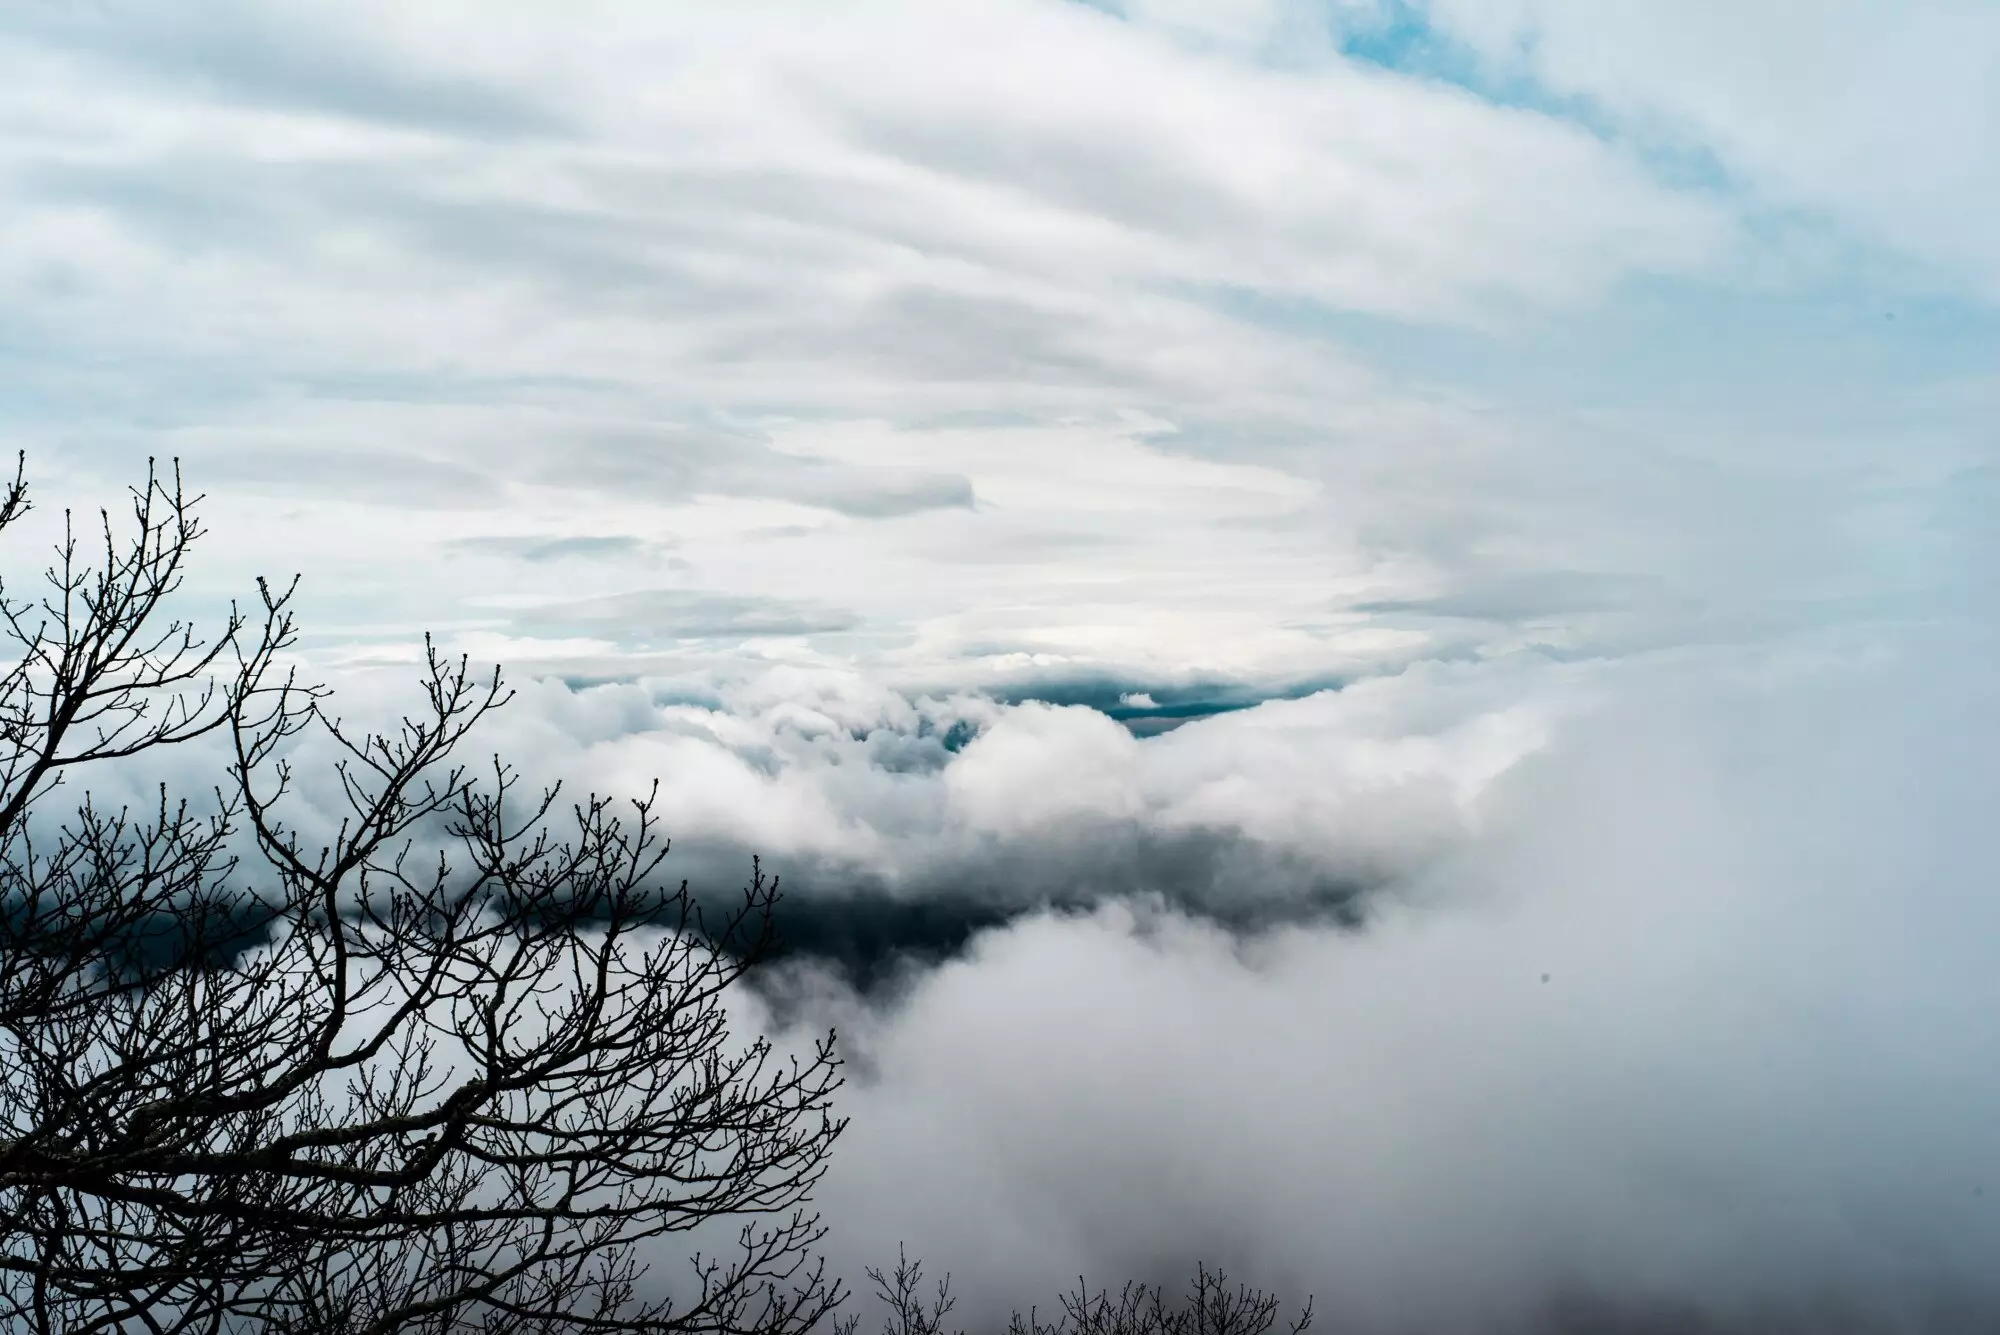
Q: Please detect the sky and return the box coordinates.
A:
[4,2,2000,1330]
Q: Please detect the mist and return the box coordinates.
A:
[743,631,2000,1332]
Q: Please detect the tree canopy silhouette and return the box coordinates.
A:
[850,1248,1312,1335]
[0,455,847,1334]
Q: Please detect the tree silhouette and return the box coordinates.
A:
[0,455,847,1333]
[848,1248,1312,1335]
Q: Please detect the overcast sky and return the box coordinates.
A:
[5,3,2000,1330]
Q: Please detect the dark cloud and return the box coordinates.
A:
[757,894,1019,1000]
[693,827,1372,997]
[0,4,564,139]
[444,534,673,564]
[511,588,862,641]
[815,286,1135,387]
[842,101,1251,246]
[986,673,1345,734]
[200,447,506,507]
[1350,570,1668,623]
[1525,1289,2000,1335]
[489,426,975,519]
[775,462,975,518]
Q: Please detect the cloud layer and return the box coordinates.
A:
[5,0,1926,685]
[776,632,2000,1332]
[5,3,2000,1330]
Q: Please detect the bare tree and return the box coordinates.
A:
[0,454,848,1333]
[853,1247,957,1335]
[851,1250,1312,1335]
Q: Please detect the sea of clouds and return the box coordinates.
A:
[6,0,2000,1328]
[221,623,1993,1334]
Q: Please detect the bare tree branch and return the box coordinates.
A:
[862,1250,1312,1335]
[0,457,849,1333]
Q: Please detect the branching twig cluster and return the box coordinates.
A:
[849,1249,1312,1335]
[0,455,848,1333]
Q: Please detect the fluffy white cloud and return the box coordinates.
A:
[774,630,2000,1331]
[455,648,1573,910]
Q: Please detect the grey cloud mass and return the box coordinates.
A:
[445,534,670,564]
[511,589,864,642]
[2,3,566,139]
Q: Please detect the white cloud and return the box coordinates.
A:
[6,2,1979,698]
[0,0,1764,686]
[776,630,2000,1331]
[4,8,1999,1325]
[1411,0,2000,297]
[431,649,1577,912]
